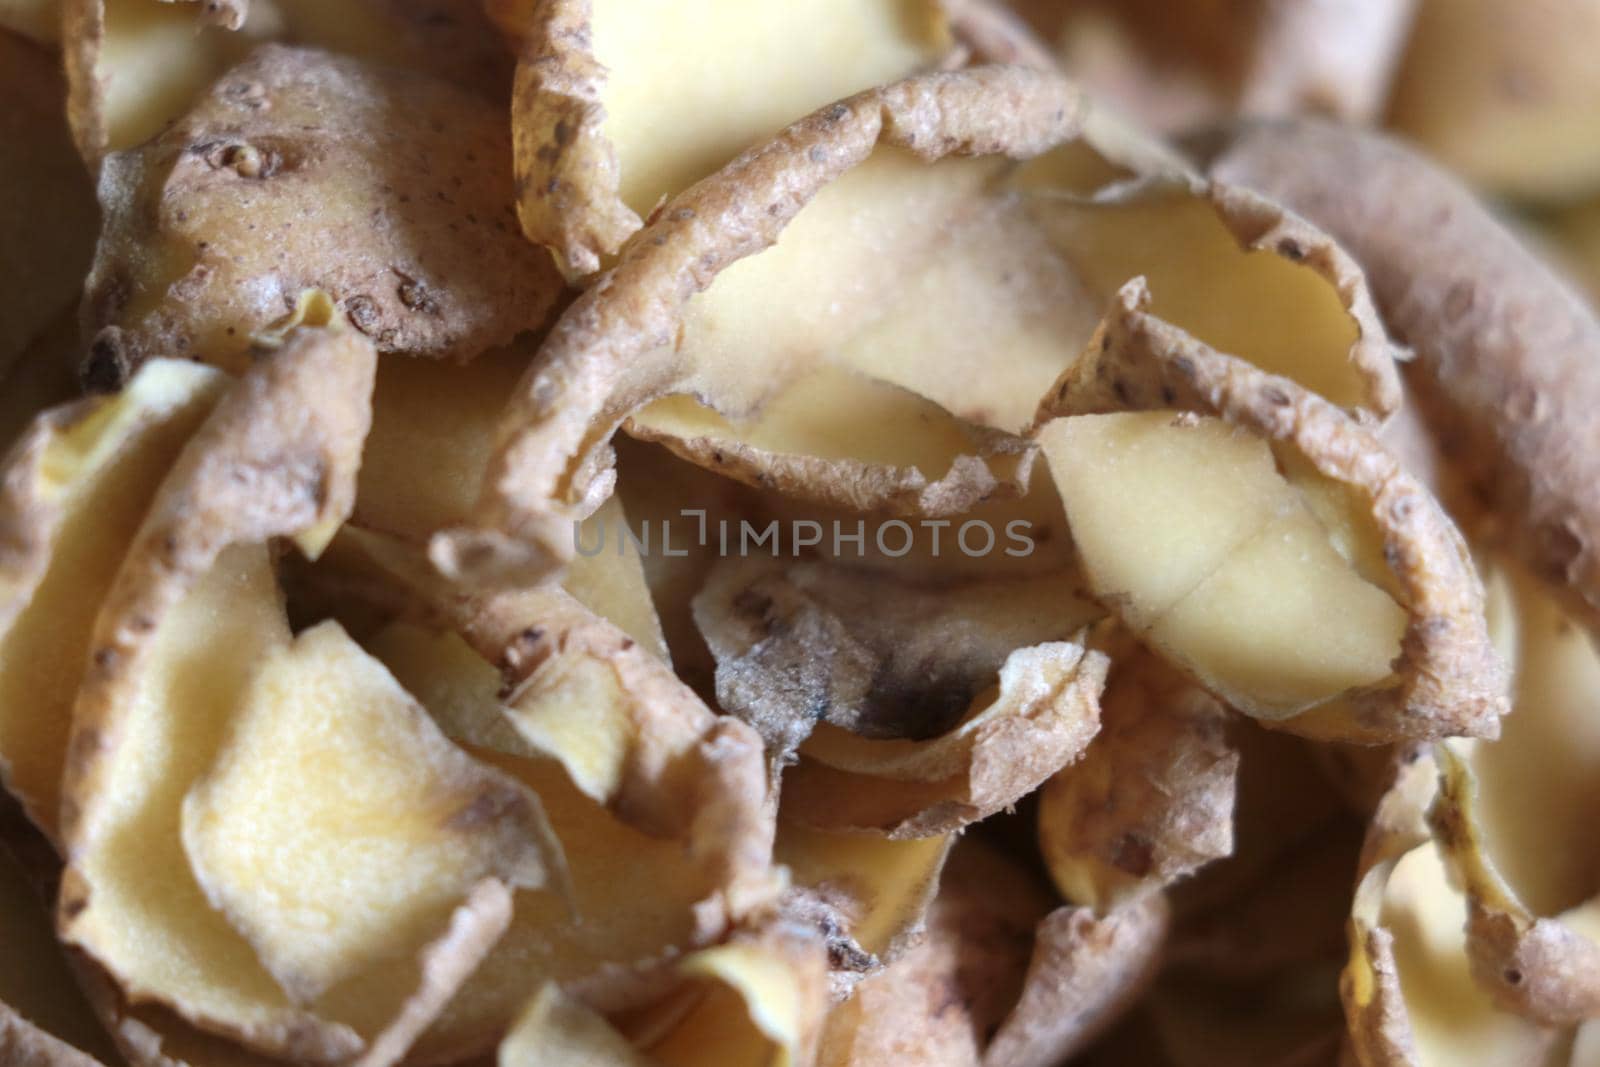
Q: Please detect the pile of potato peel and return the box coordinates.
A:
[2,0,1600,1064]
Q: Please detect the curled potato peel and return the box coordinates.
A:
[1036,281,1506,742]
[56,313,523,1063]
[1207,118,1600,637]
[1038,647,1238,913]
[494,0,1047,276]
[430,66,1086,588]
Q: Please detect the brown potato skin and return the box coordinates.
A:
[80,45,562,386]
[1206,119,1600,637]
[432,66,1085,588]
[1038,281,1508,743]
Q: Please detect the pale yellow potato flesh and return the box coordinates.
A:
[1041,412,1406,718]
[592,0,948,222]
[673,151,1000,418]
[825,189,1102,431]
[356,347,534,544]
[1038,187,1369,410]
[370,625,748,1060]
[646,941,815,1067]
[89,0,271,155]
[59,546,339,1049]
[180,620,556,1005]
[633,366,1008,478]
[497,983,653,1067]
[1039,413,1291,622]
[775,822,950,959]
[1472,565,1600,917]
[1150,510,1407,715]
[0,360,224,838]
[562,499,671,663]
[354,354,666,659]
[1382,844,1553,1066]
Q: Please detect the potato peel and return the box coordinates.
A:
[81,45,561,384]
[497,0,1048,276]
[1037,280,1507,743]
[694,558,1102,759]
[0,1001,108,1067]
[0,360,224,839]
[58,315,386,1061]
[364,597,783,1061]
[1430,747,1600,1025]
[1206,118,1600,637]
[1038,648,1238,914]
[1342,755,1559,1067]
[1026,175,1402,420]
[430,66,1085,588]
[179,621,561,1006]
[780,638,1108,838]
[983,892,1169,1067]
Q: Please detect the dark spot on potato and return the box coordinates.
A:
[395,272,440,314]
[81,332,130,393]
[1504,967,1524,986]
[1277,238,1305,261]
[1263,385,1291,407]
[344,295,380,334]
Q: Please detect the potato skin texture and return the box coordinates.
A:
[1207,119,1600,637]
[81,45,563,386]
[1039,281,1508,743]
[432,65,1085,588]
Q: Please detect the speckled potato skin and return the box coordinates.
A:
[1206,119,1600,638]
[1039,281,1508,744]
[80,45,563,387]
[432,65,1086,588]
